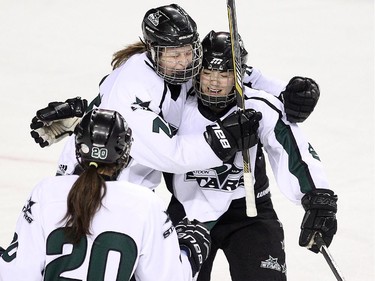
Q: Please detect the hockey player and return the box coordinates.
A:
[29,3,247,188]
[0,108,211,281]
[25,3,323,279]
[29,4,319,189]
[164,30,338,281]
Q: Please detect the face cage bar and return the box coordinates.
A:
[194,68,236,108]
[151,41,203,85]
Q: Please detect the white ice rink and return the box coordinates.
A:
[0,0,373,280]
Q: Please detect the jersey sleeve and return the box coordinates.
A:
[119,104,222,174]
[243,66,287,97]
[56,135,79,176]
[91,55,223,174]
[0,186,45,280]
[248,90,330,204]
[56,54,222,177]
[134,198,192,281]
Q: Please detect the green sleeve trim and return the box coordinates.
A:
[274,120,315,193]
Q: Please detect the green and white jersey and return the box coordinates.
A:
[166,88,329,223]
[57,52,222,189]
[55,53,287,191]
[0,175,192,281]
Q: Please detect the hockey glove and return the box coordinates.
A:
[281,76,320,123]
[175,218,211,277]
[204,109,262,162]
[299,188,338,253]
[30,97,87,147]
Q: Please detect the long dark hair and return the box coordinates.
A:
[62,163,118,244]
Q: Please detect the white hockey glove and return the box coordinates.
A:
[30,97,87,147]
[175,218,211,277]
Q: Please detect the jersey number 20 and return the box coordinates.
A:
[44,227,137,280]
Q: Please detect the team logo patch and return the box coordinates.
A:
[147,11,163,26]
[260,255,287,274]
[22,198,36,224]
[185,163,243,191]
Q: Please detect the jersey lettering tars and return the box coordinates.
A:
[185,163,243,192]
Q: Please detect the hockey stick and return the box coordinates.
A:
[314,233,346,281]
[226,0,257,217]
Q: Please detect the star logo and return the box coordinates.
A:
[260,255,282,272]
[22,198,36,223]
[131,97,152,112]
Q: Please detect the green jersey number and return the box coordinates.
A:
[153,117,178,138]
[44,228,137,280]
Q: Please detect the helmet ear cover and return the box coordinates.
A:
[75,109,132,170]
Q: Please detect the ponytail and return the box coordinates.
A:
[63,165,107,244]
[111,41,146,70]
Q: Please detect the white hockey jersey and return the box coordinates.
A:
[167,88,329,223]
[56,55,288,191]
[0,176,192,281]
[57,52,222,188]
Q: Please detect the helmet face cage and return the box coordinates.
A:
[194,67,236,109]
[75,109,133,170]
[194,30,247,108]
[142,4,202,84]
[151,41,202,85]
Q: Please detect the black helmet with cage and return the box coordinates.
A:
[75,109,132,170]
[194,30,248,108]
[142,4,202,85]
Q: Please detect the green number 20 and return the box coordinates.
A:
[44,228,138,280]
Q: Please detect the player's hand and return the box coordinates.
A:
[30,97,87,147]
[175,218,211,277]
[204,109,262,161]
[281,76,320,123]
[299,188,338,253]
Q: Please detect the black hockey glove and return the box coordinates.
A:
[204,109,262,162]
[299,188,338,253]
[281,76,320,123]
[175,218,211,277]
[30,97,88,147]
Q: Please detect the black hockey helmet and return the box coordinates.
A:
[141,4,202,84]
[194,30,248,108]
[142,4,199,47]
[75,108,132,167]
[201,30,248,72]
